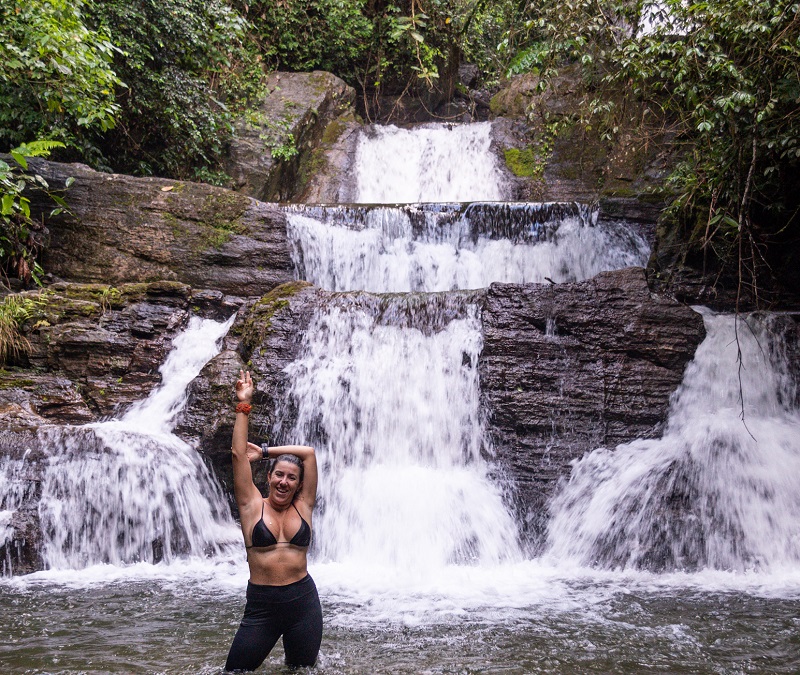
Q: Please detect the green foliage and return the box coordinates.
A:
[0,292,42,365]
[249,114,300,161]
[235,0,373,75]
[86,0,265,178]
[459,1,521,82]
[0,0,122,150]
[507,0,800,302]
[238,1,521,112]
[1,141,72,287]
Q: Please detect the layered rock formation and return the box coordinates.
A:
[26,159,293,296]
[173,268,706,544]
[480,267,705,546]
[0,280,240,574]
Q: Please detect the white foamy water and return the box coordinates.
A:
[546,310,800,573]
[278,302,521,571]
[34,316,241,570]
[9,306,800,621]
[355,122,505,203]
[286,203,650,292]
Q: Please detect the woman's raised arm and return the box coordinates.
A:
[231,370,262,511]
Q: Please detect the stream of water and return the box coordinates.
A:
[2,123,799,674]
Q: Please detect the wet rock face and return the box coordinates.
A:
[0,430,45,575]
[489,69,676,205]
[25,158,293,296]
[479,267,706,548]
[180,269,705,536]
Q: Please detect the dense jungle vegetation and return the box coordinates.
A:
[1,0,799,304]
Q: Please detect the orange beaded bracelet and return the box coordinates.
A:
[235,402,252,415]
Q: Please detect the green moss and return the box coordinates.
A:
[163,212,188,240]
[296,147,327,193]
[200,191,249,223]
[504,147,542,178]
[489,92,504,116]
[116,283,150,303]
[321,117,346,145]
[239,281,312,354]
[37,292,102,322]
[198,219,248,250]
[190,191,251,250]
[146,280,191,295]
[0,375,36,389]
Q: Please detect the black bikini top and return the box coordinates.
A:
[247,502,311,549]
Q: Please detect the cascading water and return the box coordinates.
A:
[33,316,240,570]
[286,202,650,292]
[545,309,800,572]
[278,298,520,570]
[0,454,36,574]
[354,122,505,203]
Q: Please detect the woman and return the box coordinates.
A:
[225,369,322,671]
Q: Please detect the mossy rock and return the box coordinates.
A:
[239,281,313,354]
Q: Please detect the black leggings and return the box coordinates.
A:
[225,575,323,671]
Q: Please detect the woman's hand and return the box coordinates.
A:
[245,442,263,463]
[235,369,254,402]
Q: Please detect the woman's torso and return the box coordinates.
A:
[243,498,312,585]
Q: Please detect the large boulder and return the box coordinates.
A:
[479,267,706,546]
[489,67,677,206]
[25,159,293,296]
[225,71,359,203]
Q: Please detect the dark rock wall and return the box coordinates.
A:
[0,428,45,575]
[480,267,706,547]
[1,281,232,423]
[174,269,705,543]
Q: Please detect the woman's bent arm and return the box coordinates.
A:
[265,444,317,509]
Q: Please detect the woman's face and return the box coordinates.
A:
[268,460,302,505]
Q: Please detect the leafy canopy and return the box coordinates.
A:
[0,0,121,150]
[86,0,265,180]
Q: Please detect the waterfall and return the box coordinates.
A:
[33,316,240,570]
[278,296,521,569]
[545,310,800,572]
[286,203,650,293]
[281,123,652,575]
[354,122,505,203]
